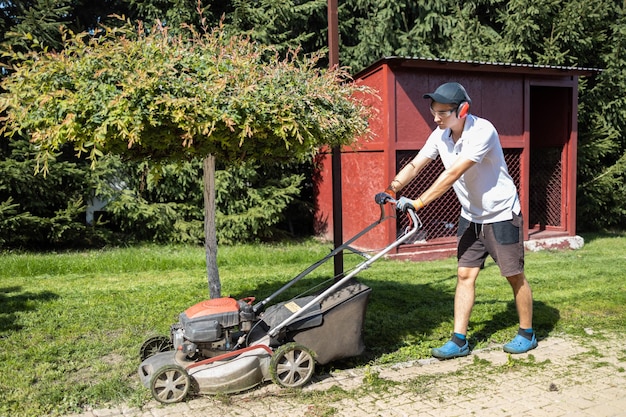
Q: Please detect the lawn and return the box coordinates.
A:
[1,231,625,416]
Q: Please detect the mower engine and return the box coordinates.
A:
[171,297,256,358]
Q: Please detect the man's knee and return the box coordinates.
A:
[457,266,480,282]
[506,272,525,281]
[506,273,529,289]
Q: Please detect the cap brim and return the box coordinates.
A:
[423,93,458,104]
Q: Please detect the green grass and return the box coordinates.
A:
[1,231,625,416]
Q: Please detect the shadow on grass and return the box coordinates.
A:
[469,299,560,346]
[196,267,560,370]
[228,274,457,366]
[360,275,457,353]
[0,286,59,333]
[577,230,626,244]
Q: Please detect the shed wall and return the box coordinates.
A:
[314,59,582,259]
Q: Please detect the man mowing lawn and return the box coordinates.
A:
[375,82,537,359]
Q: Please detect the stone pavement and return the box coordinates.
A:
[70,334,626,417]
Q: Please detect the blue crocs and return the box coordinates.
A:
[503,333,538,354]
[432,339,470,359]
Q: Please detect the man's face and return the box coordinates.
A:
[429,102,458,129]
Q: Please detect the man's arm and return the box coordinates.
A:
[419,157,476,205]
[386,154,432,194]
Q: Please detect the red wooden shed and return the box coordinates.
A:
[314,57,599,260]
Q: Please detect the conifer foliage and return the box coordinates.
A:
[1,0,625,254]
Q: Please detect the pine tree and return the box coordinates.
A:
[577,4,626,230]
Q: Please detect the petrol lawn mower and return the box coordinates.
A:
[138,200,421,403]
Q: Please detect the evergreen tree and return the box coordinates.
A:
[577,3,626,230]
[0,139,110,249]
[1,0,135,50]
[228,0,328,63]
[1,0,71,50]
[1,0,625,248]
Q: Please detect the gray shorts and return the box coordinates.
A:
[457,212,524,277]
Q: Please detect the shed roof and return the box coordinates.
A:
[355,56,602,78]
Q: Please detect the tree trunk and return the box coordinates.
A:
[203,154,221,299]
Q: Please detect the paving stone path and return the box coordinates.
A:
[68,334,626,417]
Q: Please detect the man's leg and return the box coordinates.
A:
[453,266,481,335]
[506,272,533,329]
[503,272,537,353]
[432,266,480,359]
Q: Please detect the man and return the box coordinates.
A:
[375,82,537,359]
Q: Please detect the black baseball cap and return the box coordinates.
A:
[423,82,472,104]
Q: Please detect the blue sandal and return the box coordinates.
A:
[432,339,470,359]
[503,333,538,354]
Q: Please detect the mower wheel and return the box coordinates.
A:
[270,342,315,388]
[150,364,191,404]
[139,335,173,361]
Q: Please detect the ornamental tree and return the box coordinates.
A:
[0,20,372,298]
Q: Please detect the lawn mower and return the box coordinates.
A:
[137,200,421,403]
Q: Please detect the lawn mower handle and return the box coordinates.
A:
[267,202,422,338]
[253,202,394,314]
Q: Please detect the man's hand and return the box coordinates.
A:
[396,196,426,212]
[396,196,416,212]
[374,191,394,205]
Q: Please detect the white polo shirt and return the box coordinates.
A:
[418,114,520,224]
